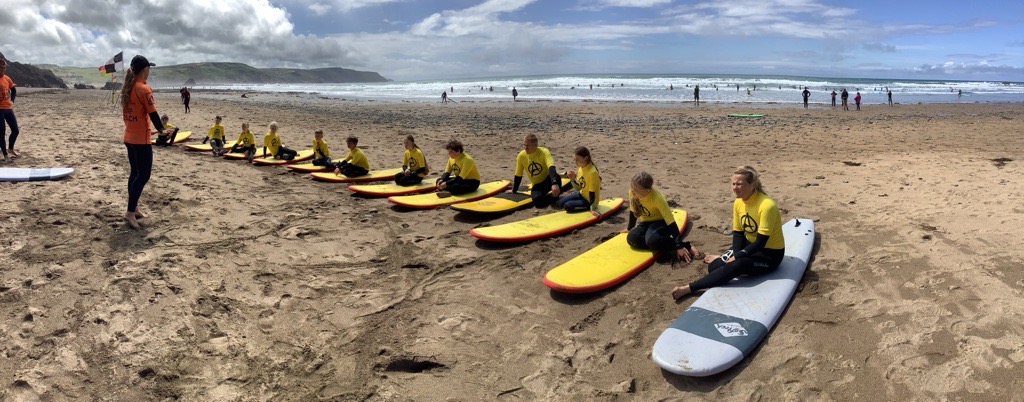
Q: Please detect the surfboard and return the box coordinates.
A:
[387,180,510,209]
[651,218,815,376]
[251,149,315,166]
[286,162,331,173]
[310,168,403,183]
[150,130,192,145]
[450,178,572,214]
[543,209,688,293]
[348,181,437,197]
[727,113,764,118]
[0,167,75,182]
[470,198,624,242]
[223,148,270,160]
[183,140,239,152]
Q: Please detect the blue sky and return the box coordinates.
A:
[2,0,1022,81]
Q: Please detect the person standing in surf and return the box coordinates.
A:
[802,87,810,109]
[671,166,785,299]
[512,87,518,102]
[693,84,700,105]
[511,134,561,208]
[0,59,20,162]
[624,171,698,262]
[120,55,171,230]
[841,88,849,111]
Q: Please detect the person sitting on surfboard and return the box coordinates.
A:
[332,136,370,177]
[435,139,480,197]
[511,134,561,208]
[262,121,296,161]
[624,171,698,262]
[671,166,786,299]
[204,115,227,156]
[229,122,257,162]
[310,129,331,166]
[153,114,179,146]
[394,135,428,186]
[555,146,600,215]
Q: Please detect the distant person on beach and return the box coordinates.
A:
[153,114,179,146]
[263,121,296,161]
[693,85,700,105]
[229,122,257,162]
[887,90,893,106]
[555,146,601,215]
[854,92,862,111]
[0,59,20,162]
[204,115,227,156]
[802,87,810,109]
[436,139,480,197]
[669,84,673,90]
[831,90,837,107]
[119,55,170,230]
[624,171,699,263]
[394,135,428,186]
[958,89,962,99]
[841,88,849,111]
[511,134,561,208]
[180,87,190,113]
[671,166,785,299]
[441,91,448,104]
[512,87,518,102]
[311,129,331,167]
[332,136,370,177]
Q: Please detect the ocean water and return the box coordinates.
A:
[178,74,1024,104]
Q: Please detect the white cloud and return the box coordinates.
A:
[596,0,673,7]
[278,0,406,13]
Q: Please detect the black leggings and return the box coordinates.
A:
[1,108,19,156]
[230,144,255,157]
[275,146,297,160]
[626,220,678,252]
[335,163,368,178]
[124,143,153,213]
[441,177,480,195]
[311,157,332,166]
[530,178,556,208]
[689,248,784,291]
[394,171,424,186]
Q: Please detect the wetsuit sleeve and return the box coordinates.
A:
[587,191,597,206]
[627,214,636,230]
[149,111,165,132]
[548,166,560,187]
[666,221,681,241]
[512,175,522,193]
[735,234,769,259]
[730,230,745,252]
[439,172,450,182]
[9,87,14,102]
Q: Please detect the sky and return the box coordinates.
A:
[2,0,1023,82]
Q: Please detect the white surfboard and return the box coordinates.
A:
[0,167,75,182]
[651,218,815,376]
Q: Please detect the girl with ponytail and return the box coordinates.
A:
[120,55,168,230]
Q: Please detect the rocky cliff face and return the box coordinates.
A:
[0,51,68,88]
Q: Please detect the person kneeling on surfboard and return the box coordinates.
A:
[310,129,332,167]
[511,134,561,208]
[332,136,370,177]
[394,135,429,186]
[263,122,296,161]
[624,171,698,262]
[555,146,601,216]
[153,115,179,146]
[671,166,786,299]
[229,122,257,162]
[435,139,480,198]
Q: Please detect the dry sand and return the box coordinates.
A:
[2,89,1023,401]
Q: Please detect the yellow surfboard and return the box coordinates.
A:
[310,168,402,183]
[348,181,437,197]
[543,209,688,293]
[223,148,270,160]
[450,178,572,214]
[252,149,315,165]
[183,140,238,152]
[470,198,624,242]
[286,162,331,173]
[150,130,192,145]
[387,180,510,209]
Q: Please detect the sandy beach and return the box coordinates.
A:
[2,88,1023,401]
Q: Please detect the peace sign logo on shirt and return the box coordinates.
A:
[577,176,587,190]
[408,157,419,169]
[631,198,650,217]
[528,161,543,177]
[740,213,758,234]
[451,163,462,176]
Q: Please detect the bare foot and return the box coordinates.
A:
[135,211,147,219]
[124,213,143,230]
[671,285,691,299]
[703,254,719,264]
[9,149,20,158]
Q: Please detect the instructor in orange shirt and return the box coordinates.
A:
[120,55,169,230]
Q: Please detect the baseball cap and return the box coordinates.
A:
[130,55,156,72]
